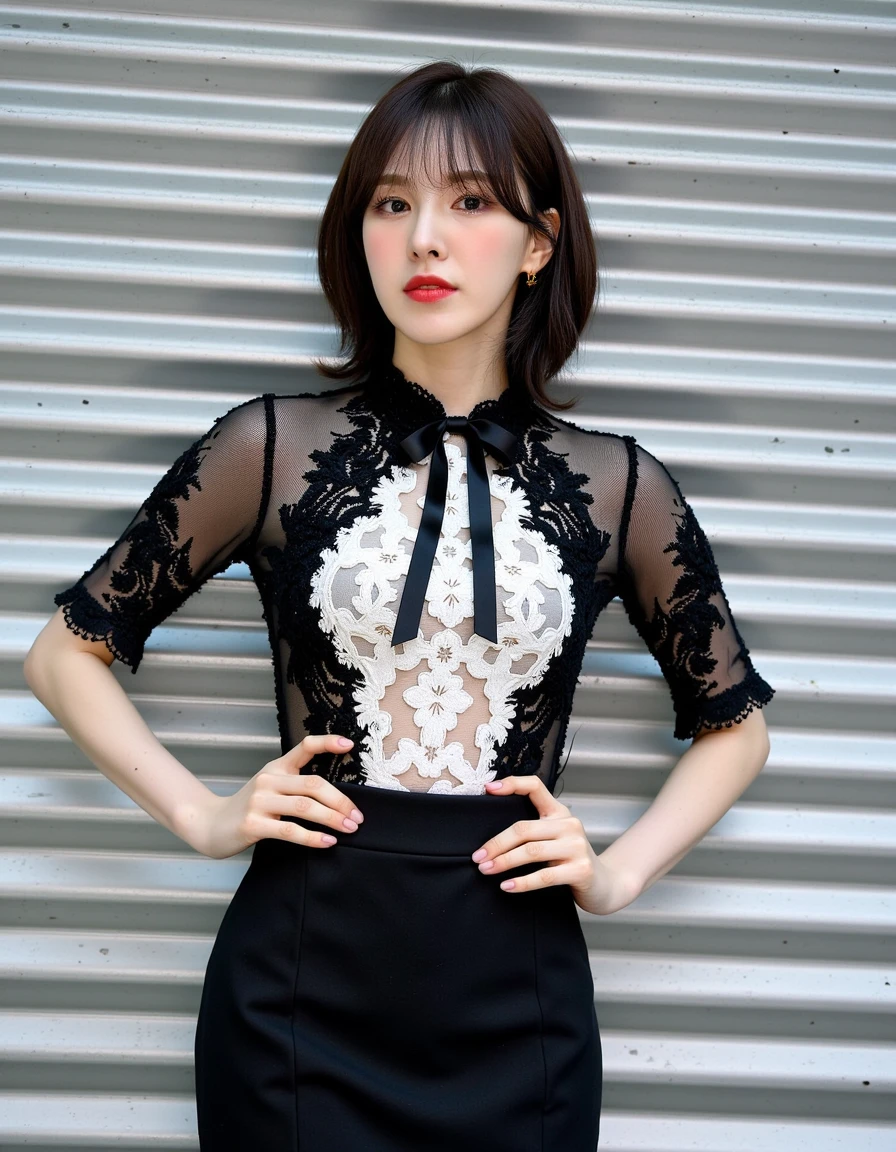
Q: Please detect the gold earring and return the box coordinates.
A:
[525,270,538,287]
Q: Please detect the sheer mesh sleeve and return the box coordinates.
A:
[53,395,273,672]
[617,441,775,740]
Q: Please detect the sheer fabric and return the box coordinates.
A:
[54,364,775,794]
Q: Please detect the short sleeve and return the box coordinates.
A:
[53,394,274,673]
[617,440,775,740]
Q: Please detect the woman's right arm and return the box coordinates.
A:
[24,609,363,858]
[24,397,364,859]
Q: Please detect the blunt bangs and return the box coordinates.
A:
[314,60,598,411]
[363,108,535,230]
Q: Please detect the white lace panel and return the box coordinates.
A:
[309,430,576,794]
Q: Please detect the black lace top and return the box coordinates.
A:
[54,364,775,795]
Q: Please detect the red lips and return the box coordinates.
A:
[404,275,456,291]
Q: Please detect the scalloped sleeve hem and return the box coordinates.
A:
[54,584,146,673]
[671,664,776,742]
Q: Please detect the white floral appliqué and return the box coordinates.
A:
[309,441,575,794]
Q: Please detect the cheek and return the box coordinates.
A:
[363,225,399,275]
[462,224,522,274]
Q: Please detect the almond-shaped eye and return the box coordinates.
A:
[372,196,407,215]
[456,193,492,213]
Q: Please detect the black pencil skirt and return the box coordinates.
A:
[194,779,602,1151]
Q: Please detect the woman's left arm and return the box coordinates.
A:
[472,438,776,912]
[592,707,769,911]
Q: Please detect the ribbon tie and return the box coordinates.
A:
[392,414,517,647]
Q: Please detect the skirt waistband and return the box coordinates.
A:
[282,779,539,856]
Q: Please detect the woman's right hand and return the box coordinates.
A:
[188,734,364,859]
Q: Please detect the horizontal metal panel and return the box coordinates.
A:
[1,0,894,1147]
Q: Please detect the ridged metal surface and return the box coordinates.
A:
[1,2,894,1147]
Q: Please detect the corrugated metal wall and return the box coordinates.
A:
[2,1,894,1148]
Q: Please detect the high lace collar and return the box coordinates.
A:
[362,362,540,452]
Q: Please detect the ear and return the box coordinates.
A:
[529,207,560,274]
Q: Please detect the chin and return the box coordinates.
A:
[397,320,476,345]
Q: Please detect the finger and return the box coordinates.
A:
[497,860,587,894]
[258,814,341,850]
[264,764,364,823]
[476,834,583,877]
[265,790,362,834]
[484,774,570,821]
[472,813,579,866]
[280,734,356,772]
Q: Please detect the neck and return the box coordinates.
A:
[390,348,508,419]
[365,362,536,453]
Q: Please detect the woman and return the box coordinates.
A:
[23,61,775,1151]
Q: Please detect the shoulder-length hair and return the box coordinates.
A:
[313,60,598,412]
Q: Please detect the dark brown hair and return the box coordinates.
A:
[313,60,598,411]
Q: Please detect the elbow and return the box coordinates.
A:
[23,630,41,688]
[24,608,117,703]
[23,634,53,703]
[24,614,75,702]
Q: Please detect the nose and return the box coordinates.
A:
[408,200,444,261]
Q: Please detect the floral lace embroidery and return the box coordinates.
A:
[308,439,576,794]
[501,417,615,791]
[51,372,776,784]
[262,389,390,784]
[263,385,615,792]
[619,446,775,740]
[53,435,212,671]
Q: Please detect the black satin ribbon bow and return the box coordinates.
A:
[392,415,517,647]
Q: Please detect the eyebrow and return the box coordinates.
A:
[376,169,491,188]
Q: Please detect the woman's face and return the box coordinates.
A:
[361,141,556,356]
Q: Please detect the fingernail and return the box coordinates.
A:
[500,880,515,890]
[321,834,337,845]
[338,737,353,747]
[471,848,487,862]
[343,817,359,831]
[478,860,494,872]
[351,808,364,823]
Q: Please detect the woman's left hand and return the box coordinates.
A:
[472,775,640,916]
